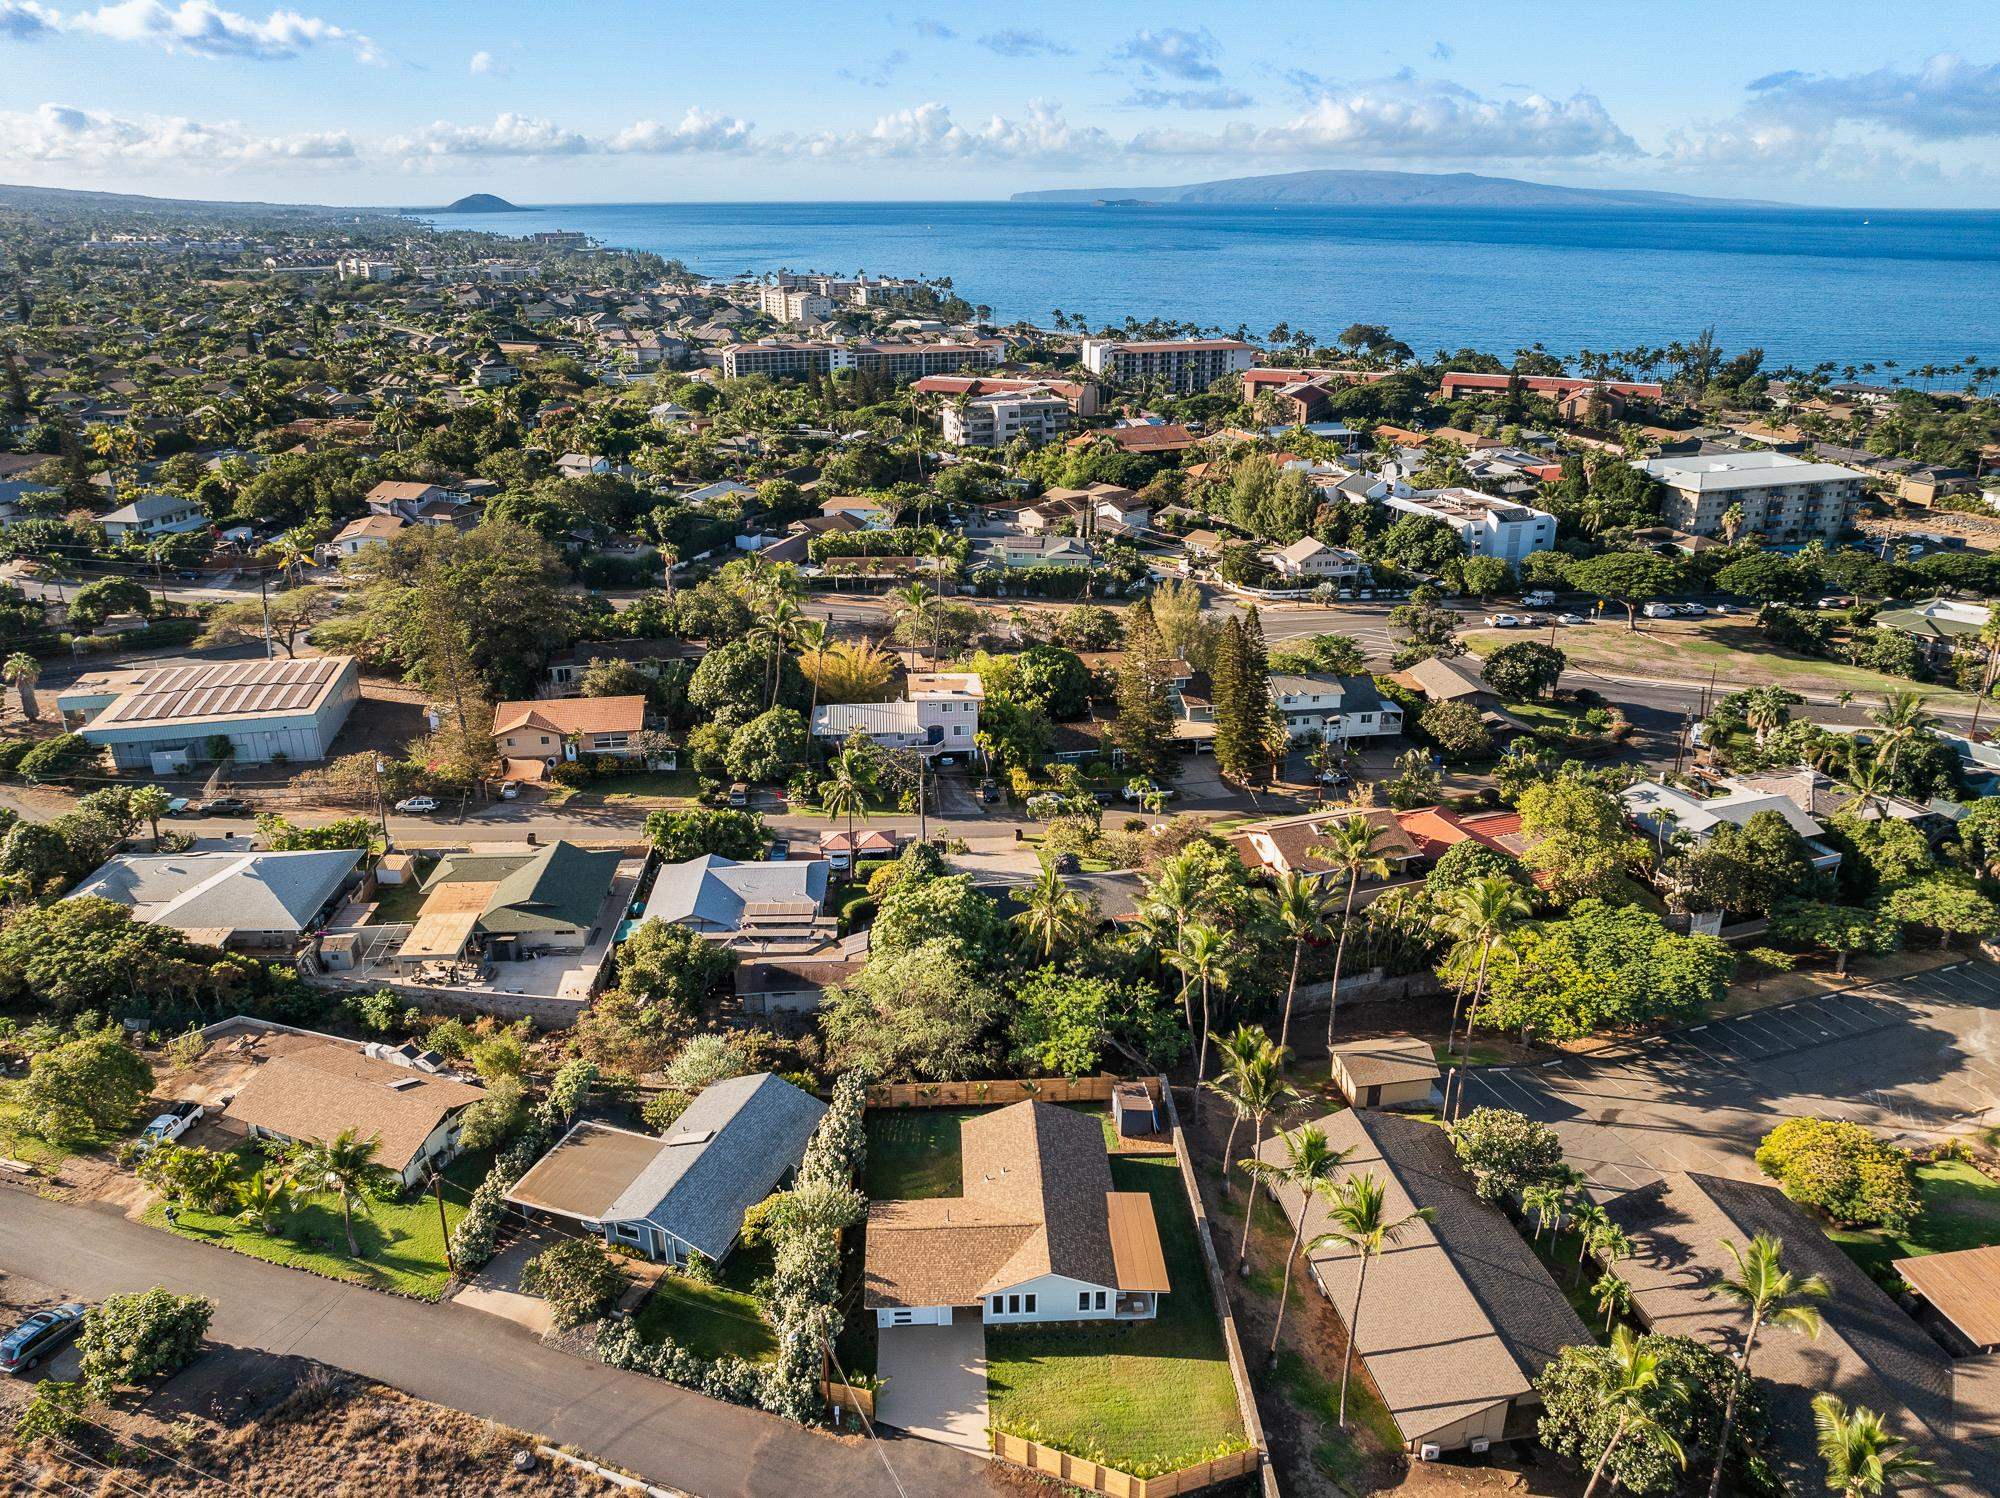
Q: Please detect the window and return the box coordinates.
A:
[1023,1294,1037,1314]
[991,1295,1004,1316]
[1007,1295,1020,1314]
[1078,1291,1090,1311]
[891,1310,913,1325]
[614,1222,641,1241]
[1095,1291,1107,1311]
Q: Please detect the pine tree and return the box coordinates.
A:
[1230,605,1273,784]
[1112,597,1177,778]
[1213,617,1258,783]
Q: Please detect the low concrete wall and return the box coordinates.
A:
[308,973,587,1029]
[866,1074,1160,1108]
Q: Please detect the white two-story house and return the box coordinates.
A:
[1269,674,1403,742]
[812,671,982,757]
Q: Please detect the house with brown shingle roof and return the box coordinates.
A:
[220,1041,484,1187]
[864,1101,1169,1329]
[491,694,647,778]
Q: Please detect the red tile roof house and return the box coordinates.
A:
[491,695,647,782]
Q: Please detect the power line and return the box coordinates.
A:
[59,1409,255,1498]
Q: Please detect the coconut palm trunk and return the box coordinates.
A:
[1266,1209,1311,1367]
[1237,1114,1266,1274]
[1324,878,1359,1059]
[1445,940,1494,1121]
[1583,1412,1633,1498]
[1339,1248,1371,1426]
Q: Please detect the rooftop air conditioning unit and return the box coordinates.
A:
[1419,1444,1442,1462]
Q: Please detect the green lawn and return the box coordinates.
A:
[1829,1159,2000,1280]
[633,1241,778,1363]
[555,769,703,807]
[142,1145,487,1300]
[864,1109,974,1199]
[0,1080,133,1171]
[986,1154,1249,1477]
[365,865,434,924]
[1273,1347,1401,1483]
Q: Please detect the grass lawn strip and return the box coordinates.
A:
[1828,1159,2000,1280]
[862,1108,972,1199]
[142,1144,485,1300]
[985,1153,1249,1477]
[632,1242,778,1363]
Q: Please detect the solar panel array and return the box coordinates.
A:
[102,656,344,726]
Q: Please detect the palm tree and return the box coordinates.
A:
[890,580,941,668]
[261,533,312,587]
[1204,1026,1285,1191]
[4,653,40,723]
[1706,1235,1830,1498]
[1231,1054,1300,1276]
[1014,854,1094,960]
[819,746,875,858]
[1437,876,1531,1120]
[1810,1394,1936,1497]
[130,784,171,847]
[794,617,829,729]
[1309,1171,1434,1427]
[1583,1326,1687,1498]
[1270,870,1337,1051]
[1315,817,1393,1059]
[303,1127,382,1258]
[1523,1180,1569,1246]
[1593,1269,1632,1334]
[1141,859,1201,1042]
[1240,1125,1350,1367]
[1571,1200,1611,1279]
[1842,747,1895,820]
[1869,689,1935,779]
[1170,924,1230,1111]
[234,1166,293,1234]
[747,594,805,708]
[1744,687,1789,749]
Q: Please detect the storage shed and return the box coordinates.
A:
[1328,1037,1442,1109]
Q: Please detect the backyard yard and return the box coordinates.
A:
[143,1144,488,1299]
[1828,1157,2000,1280]
[632,1241,778,1363]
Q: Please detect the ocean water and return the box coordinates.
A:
[413,200,2000,372]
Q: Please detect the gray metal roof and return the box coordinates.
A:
[1638,451,1868,492]
[642,853,829,932]
[68,848,361,935]
[609,1072,828,1258]
[813,701,921,737]
[89,656,352,730]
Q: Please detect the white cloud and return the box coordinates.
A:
[0,0,61,39]
[976,29,1069,59]
[1125,87,1252,112]
[1745,54,2000,142]
[468,48,507,77]
[0,101,354,163]
[839,47,908,88]
[1115,28,1221,83]
[608,107,753,155]
[384,107,753,163]
[1130,75,1639,162]
[68,0,381,62]
[800,100,1111,165]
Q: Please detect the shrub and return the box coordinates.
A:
[1755,1116,1918,1231]
[14,1379,88,1445]
[522,1239,623,1330]
[77,1288,214,1399]
[1449,1107,1565,1205]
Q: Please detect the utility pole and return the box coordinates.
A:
[373,755,391,850]
[258,568,273,660]
[916,753,928,845]
[432,1171,455,1276]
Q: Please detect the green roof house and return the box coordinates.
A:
[417,841,623,954]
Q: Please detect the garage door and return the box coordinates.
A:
[879,1305,949,1327]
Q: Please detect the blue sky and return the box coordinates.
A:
[2,0,1997,206]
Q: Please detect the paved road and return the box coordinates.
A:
[0,1193,993,1498]
[1456,963,2000,1200]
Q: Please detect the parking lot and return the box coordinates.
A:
[1458,962,2000,1198]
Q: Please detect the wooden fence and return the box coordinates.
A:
[865,1074,1160,1109]
[990,1433,1259,1497]
[819,1378,875,1420]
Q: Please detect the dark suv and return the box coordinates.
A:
[0,1303,85,1374]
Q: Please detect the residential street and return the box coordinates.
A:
[0,1192,996,1498]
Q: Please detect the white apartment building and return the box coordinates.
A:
[811,671,983,756]
[335,255,399,282]
[1382,487,1557,565]
[756,285,835,325]
[1080,338,1258,393]
[1267,675,1403,742]
[1267,537,1370,583]
[720,338,1002,381]
[940,387,1073,448]
[1635,451,1866,543]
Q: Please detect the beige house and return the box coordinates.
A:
[492,695,646,778]
[1328,1037,1441,1109]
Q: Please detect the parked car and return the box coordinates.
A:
[201,797,252,817]
[977,778,1000,804]
[1483,613,1521,628]
[394,795,439,814]
[1642,603,1677,619]
[1817,595,1855,610]
[496,781,520,800]
[1121,779,1177,803]
[768,840,790,861]
[0,1304,85,1375]
[139,1100,204,1151]
[1711,603,1732,615]
[1555,613,1584,626]
[1678,602,1708,617]
[726,783,749,808]
[163,796,195,818]
[1523,589,1557,607]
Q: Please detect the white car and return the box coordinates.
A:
[1642,603,1677,619]
[139,1102,203,1150]
[1483,613,1521,628]
[394,795,439,814]
[1678,602,1708,617]
[497,781,520,800]
[1555,613,1584,626]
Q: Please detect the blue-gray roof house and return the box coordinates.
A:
[503,1072,826,1264]
[641,853,833,952]
[67,847,362,950]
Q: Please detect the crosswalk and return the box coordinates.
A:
[1454,965,2000,1200]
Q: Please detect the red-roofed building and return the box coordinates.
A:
[912,374,1099,416]
[1438,372,1663,401]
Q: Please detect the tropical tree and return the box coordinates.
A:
[129,784,171,848]
[233,1166,293,1234]
[301,1128,382,1258]
[1523,1178,1571,1246]
[1436,875,1531,1119]
[747,593,806,709]
[1170,923,1230,1110]
[1270,869,1337,1051]
[1240,1125,1350,1367]
[1310,1171,1435,1427]
[1868,689,1936,778]
[1593,1269,1632,1334]
[1014,854,1095,960]
[1810,1394,1935,1497]
[1230,1051,1299,1275]
[890,580,941,667]
[1706,1234,1829,1498]
[4,652,40,722]
[1583,1327,1688,1498]
[818,746,875,855]
[1316,817,1393,1059]
[1140,858,1201,1042]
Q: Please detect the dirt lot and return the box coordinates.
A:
[0,1339,635,1497]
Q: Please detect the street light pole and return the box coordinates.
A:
[432,1171,455,1277]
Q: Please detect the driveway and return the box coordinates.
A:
[0,1192,1000,1498]
[1457,963,2000,1200]
[877,1320,989,1455]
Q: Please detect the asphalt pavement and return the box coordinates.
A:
[0,1192,994,1498]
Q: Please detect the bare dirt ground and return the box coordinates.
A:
[0,1341,634,1497]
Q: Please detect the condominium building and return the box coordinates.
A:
[1382,487,1557,565]
[756,285,835,325]
[1635,451,1867,543]
[940,386,1074,448]
[719,338,1003,381]
[1080,337,1258,393]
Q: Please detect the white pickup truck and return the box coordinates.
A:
[1522,589,1557,608]
[138,1101,204,1150]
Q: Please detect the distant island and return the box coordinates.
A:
[433,193,528,214]
[1014,168,1786,211]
